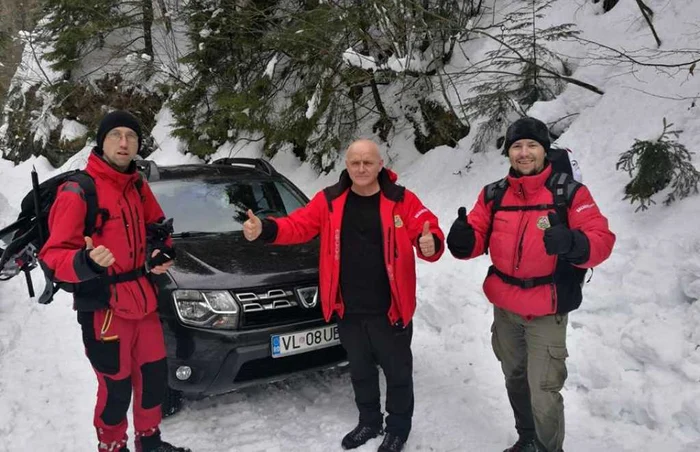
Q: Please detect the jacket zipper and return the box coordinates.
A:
[133,206,148,313]
[121,208,132,250]
[515,219,529,271]
[122,186,139,270]
[513,183,526,273]
[123,185,148,313]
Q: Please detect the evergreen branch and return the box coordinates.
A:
[575,37,700,68]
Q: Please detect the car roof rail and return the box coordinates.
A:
[210,157,277,176]
[134,159,160,181]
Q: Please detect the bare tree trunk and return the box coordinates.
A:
[369,74,393,142]
[142,0,154,57]
[635,0,661,47]
[156,0,172,34]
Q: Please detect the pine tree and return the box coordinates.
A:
[170,0,473,169]
[39,0,158,74]
[616,118,700,212]
[463,0,579,152]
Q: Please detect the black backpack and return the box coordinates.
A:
[0,169,141,304]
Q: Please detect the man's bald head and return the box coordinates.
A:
[345,139,383,195]
[346,139,381,162]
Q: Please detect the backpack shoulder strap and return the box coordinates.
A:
[67,172,107,236]
[484,178,508,254]
[545,172,581,228]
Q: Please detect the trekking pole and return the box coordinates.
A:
[31,166,45,244]
[26,166,42,299]
[24,269,35,297]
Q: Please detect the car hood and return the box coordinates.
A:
[167,232,319,289]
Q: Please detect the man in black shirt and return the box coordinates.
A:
[244,139,444,452]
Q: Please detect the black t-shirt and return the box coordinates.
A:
[339,190,391,316]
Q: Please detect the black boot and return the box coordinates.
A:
[503,437,542,452]
[341,423,383,450]
[136,430,191,452]
[377,432,406,452]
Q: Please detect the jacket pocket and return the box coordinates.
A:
[541,345,568,391]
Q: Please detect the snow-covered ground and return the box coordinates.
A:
[2,1,700,451]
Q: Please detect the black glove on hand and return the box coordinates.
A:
[446,207,475,258]
[147,246,176,269]
[543,212,574,255]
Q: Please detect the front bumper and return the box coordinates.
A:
[160,316,347,396]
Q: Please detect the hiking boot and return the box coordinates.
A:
[503,438,542,452]
[378,432,407,452]
[135,430,191,452]
[341,423,383,449]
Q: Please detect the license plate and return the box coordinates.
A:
[271,324,340,358]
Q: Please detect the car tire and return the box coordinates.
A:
[162,386,184,418]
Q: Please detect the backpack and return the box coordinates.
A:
[548,146,582,183]
[0,169,142,304]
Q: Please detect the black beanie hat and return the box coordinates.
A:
[503,117,550,153]
[95,110,142,153]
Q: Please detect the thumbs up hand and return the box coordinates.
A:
[243,209,263,242]
[418,221,436,257]
[543,212,573,255]
[446,207,475,258]
[85,236,115,268]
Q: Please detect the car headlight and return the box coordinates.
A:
[172,290,240,329]
[296,286,318,308]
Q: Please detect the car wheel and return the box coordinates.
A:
[162,386,184,418]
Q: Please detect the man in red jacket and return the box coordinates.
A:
[244,139,444,452]
[39,111,189,452]
[446,117,615,452]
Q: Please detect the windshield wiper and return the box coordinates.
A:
[172,231,220,238]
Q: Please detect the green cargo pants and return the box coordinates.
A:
[491,306,569,452]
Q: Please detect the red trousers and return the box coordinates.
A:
[78,309,167,452]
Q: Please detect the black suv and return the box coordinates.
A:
[138,158,346,413]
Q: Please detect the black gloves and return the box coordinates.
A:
[543,212,573,255]
[543,212,590,264]
[146,218,176,270]
[147,246,176,269]
[447,207,475,258]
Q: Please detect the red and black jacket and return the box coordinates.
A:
[39,151,171,319]
[262,168,445,326]
[458,164,615,318]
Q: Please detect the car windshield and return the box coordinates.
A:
[149,176,306,234]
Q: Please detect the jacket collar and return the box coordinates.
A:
[323,167,405,206]
[86,148,140,189]
[506,162,552,198]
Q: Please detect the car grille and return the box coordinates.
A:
[235,284,322,329]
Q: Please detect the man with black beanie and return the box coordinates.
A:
[39,110,188,452]
[445,117,615,452]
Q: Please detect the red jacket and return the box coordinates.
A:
[268,169,444,326]
[464,165,615,318]
[39,151,169,319]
